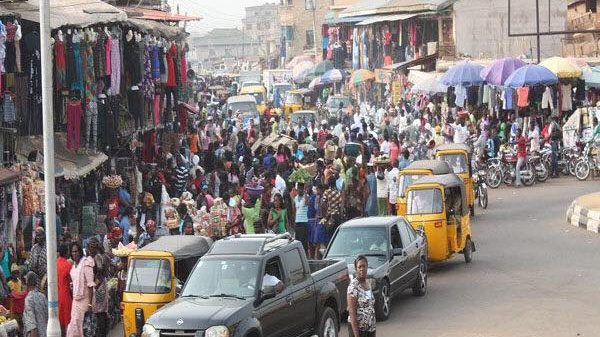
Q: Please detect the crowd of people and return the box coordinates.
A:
[3,74,600,337]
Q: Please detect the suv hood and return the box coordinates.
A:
[146,296,253,330]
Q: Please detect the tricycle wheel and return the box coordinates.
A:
[319,307,338,337]
[375,279,391,321]
[463,238,473,263]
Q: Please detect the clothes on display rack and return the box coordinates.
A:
[541,86,554,111]
[516,87,530,108]
[66,99,82,150]
[560,83,572,112]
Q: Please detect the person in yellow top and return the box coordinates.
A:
[270,117,278,135]
[7,264,23,292]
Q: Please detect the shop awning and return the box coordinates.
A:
[0,169,20,185]
[16,133,108,180]
[118,7,201,22]
[0,0,126,29]
[356,13,426,25]
[331,15,371,24]
[125,18,188,40]
[340,0,453,18]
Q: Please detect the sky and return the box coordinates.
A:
[173,0,273,35]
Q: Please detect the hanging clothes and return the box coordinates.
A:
[502,88,514,110]
[66,99,82,150]
[142,42,154,100]
[109,34,121,96]
[516,87,530,108]
[180,44,187,86]
[541,86,554,110]
[4,21,17,74]
[23,31,42,135]
[166,42,177,88]
[0,21,6,76]
[152,44,160,80]
[560,83,572,112]
[455,86,467,108]
[104,34,112,76]
[93,30,106,80]
[54,38,67,90]
[3,91,16,123]
[71,31,84,95]
[124,37,141,85]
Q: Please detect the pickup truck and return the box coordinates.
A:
[141,233,350,337]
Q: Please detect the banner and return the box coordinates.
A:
[392,82,402,103]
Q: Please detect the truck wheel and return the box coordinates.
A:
[412,258,427,297]
[375,280,391,321]
[318,307,338,337]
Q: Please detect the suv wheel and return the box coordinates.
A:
[375,280,391,321]
[412,258,427,296]
[319,307,338,337]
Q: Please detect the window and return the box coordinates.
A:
[407,188,443,215]
[126,258,172,294]
[282,26,294,41]
[439,153,468,174]
[390,225,402,249]
[398,222,413,248]
[586,0,597,13]
[280,0,292,5]
[284,249,307,285]
[305,29,315,48]
[407,224,417,242]
[305,0,315,10]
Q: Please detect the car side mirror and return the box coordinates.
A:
[261,285,277,301]
[319,248,326,257]
[175,281,183,296]
[417,225,425,236]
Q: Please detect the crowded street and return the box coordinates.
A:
[1,0,600,337]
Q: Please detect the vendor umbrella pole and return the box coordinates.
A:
[39,0,61,336]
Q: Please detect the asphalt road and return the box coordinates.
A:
[340,177,600,337]
[110,177,599,337]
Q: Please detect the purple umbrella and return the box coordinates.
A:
[480,57,526,86]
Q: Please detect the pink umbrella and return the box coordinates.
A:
[286,55,316,69]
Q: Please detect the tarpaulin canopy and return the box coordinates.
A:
[140,235,213,261]
[251,134,297,153]
[124,18,188,40]
[0,0,126,29]
[16,133,108,180]
[356,12,431,25]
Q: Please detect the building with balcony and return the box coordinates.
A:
[563,0,600,57]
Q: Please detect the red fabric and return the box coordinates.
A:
[180,50,187,85]
[317,130,327,149]
[54,40,66,89]
[105,36,112,76]
[9,290,26,314]
[107,196,120,219]
[383,31,392,45]
[517,135,527,158]
[141,131,157,163]
[178,104,188,133]
[166,43,177,87]
[66,101,82,150]
[516,87,530,107]
[57,256,73,328]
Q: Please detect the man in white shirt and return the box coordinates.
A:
[528,123,540,153]
[452,120,469,144]
[397,110,408,135]
[387,165,399,214]
[380,134,391,155]
[275,166,287,194]
[376,165,389,216]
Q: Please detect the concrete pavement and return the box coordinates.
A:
[567,192,600,233]
[109,178,599,337]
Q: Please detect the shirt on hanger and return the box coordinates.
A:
[516,87,530,108]
[541,86,554,110]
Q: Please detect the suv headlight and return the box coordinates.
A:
[141,324,159,337]
[205,326,229,337]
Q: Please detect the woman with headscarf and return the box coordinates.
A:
[66,241,94,337]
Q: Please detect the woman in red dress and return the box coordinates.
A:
[57,243,73,336]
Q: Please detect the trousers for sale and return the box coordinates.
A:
[85,101,98,150]
[128,89,144,129]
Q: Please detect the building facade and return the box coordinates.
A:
[453,0,567,59]
[563,0,600,57]
[190,28,261,66]
[279,0,334,60]
[242,3,280,59]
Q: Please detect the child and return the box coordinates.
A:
[7,265,23,293]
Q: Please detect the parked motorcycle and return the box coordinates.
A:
[487,145,536,187]
[472,167,489,209]
[529,152,549,182]
[575,141,600,181]
[540,144,580,176]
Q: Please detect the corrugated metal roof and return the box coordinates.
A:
[118,7,201,22]
[0,0,126,29]
[356,12,426,25]
[340,0,454,18]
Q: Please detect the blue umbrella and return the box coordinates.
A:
[504,64,558,88]
[582,66,600,88]
[440,61,485,87]
[321,69,345,83]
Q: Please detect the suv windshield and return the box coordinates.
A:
[247,92,264,104]
[182,259,260,299]
[327,227,388,258]
[407,188,443,215]
[126,258,172,294]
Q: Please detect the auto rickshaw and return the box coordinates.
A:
[396,160,452,216]
[239,85,267,113]
[434,143,475,215]
[283,89,306,116]
[122,236,213,337]
[404,173,475,263]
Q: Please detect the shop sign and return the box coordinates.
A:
[375,69,392,83]
[392,82,402,103]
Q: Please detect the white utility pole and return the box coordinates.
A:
[312,0,318,62]
[38,0,60,336]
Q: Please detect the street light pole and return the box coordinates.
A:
[312,0,318,61]
[38,0,61,336]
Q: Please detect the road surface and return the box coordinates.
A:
[110,177,600,337]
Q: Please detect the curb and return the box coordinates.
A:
[566,193,600,233]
